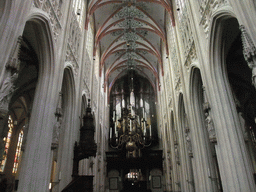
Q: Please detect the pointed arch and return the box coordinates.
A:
[16,13,57,192]
[189,66,221,191]
[55,66,76,191]
[177,93,195,191]
[207,9,256,191]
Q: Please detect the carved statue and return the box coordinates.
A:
[52,92,63,149]
[0,36,22,114]
[185,131,193,157]
[205,112,217,143]
[89,159,94,174]
[52,121,61,143]
[52,118,62,149]
[174,144,180,164]
[0,73,18,113]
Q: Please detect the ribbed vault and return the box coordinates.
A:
[86,0,175,92]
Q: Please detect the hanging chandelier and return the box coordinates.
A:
[109,1,153,155]
[109,72,152,157]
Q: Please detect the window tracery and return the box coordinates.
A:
[33,0,63,42]
[199,0,229,38]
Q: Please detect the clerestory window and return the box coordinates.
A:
[176,0,187,20]
[72,0,86,28]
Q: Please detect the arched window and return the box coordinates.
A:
[86,20,94,63]
[72,0,86,28]
[0,115,13,172]
[176,0,186,20]
[12,129,24,174]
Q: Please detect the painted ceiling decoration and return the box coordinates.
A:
[85,0,175,93]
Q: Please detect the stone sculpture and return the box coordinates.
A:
[0,73,18,113]
[205,112,217,143]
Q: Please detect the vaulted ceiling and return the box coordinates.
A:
[86,0,175,92]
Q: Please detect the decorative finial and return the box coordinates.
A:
[240,25,256,67]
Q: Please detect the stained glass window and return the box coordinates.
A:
[12,129,24,174]
[0,116,13,172]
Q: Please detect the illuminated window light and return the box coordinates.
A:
[12,129,24,174]
[0,116,13,172]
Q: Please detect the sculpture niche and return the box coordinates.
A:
[72,99,97,177]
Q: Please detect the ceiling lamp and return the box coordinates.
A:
[109,71,152,157]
